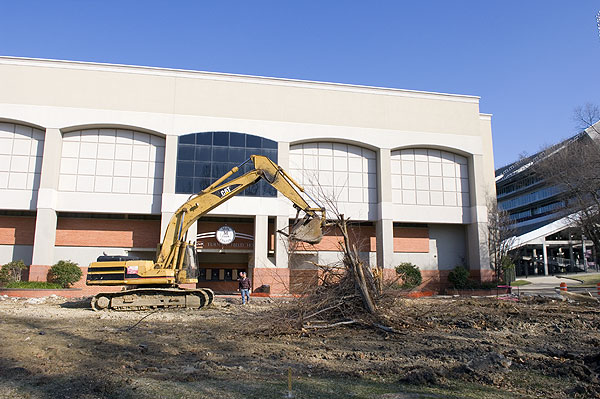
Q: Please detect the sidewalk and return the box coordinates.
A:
[514,274,584,295]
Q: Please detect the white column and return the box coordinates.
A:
[277,141,290,169]
[275,141,291,269]
[376,148,394,268]
[376,219,394,268]
[31,128,61,267]
[253,214,269,268]
[185,221,198,245]
[31,209,57,266]
[160,211,174,240]
[275,215,289,268]
[160,134,178,238]
[542,239,549,276]
[466,154,491,273]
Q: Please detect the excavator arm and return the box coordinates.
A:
[156,155,325,272]
[86,155,324,310]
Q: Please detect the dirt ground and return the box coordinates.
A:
[1,294,599,399]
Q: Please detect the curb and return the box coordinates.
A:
[556,275,585,283]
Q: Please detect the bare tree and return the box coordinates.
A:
[573,103,600,134]
[266,171,389,333]
[534,107,600,266]
[486,197,517,282]
[298,176,380,315]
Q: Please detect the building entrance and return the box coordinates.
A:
[196,252,249,293]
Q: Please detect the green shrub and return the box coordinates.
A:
[448,266,470,289]
[49,260,82,288]
[395,262,422,288]
[6,281,62,289]
[0,260,27,283]
[501,256,516,284]
[477,281,499,289]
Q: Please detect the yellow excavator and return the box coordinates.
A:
[86,155,325,311]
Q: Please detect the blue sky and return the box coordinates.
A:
[2,1,599,168]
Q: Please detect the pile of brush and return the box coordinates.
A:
[254,215,399,335]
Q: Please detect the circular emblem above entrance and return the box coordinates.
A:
[216,225,236,245]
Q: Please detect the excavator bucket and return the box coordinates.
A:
[289,216,323,244]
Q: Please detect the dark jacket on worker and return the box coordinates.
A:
[238,276,251,290]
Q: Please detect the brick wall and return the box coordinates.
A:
[0,216,36,245]
[55,218,160,248]
[393,227,429,253]
[470,268,495,282]
[289,269,319,294]
[382,268,449,292]
[292,225,430,254]
[293,225,376,252]
[252,268,289,294]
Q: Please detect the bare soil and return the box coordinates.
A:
[0,294,599,399]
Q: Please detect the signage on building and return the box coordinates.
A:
[215,225,236,245]
[197,224,255,250]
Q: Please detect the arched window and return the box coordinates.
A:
[59,128,165,194]
[289,142,377,204]
[391,149,469,207]
[175,131,278,197]
[0,123,44,192]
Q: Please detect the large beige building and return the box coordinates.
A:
[0,57,496,293]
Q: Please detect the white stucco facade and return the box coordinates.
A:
[0,57,496,287]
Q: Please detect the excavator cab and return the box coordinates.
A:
[183,243,198,280]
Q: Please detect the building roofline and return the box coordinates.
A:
[495,130,590,183]
[0,56,481,104]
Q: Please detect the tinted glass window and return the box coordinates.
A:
[245,149,257,160]
[193,178,207,193]
[245,183,260,196]
[176,178,193,193]
[196,133,212,145]
[262,149,278,160]
[230,132,245,147]
[178,146,195,160]
[229,148,246,163]
[262,185,277,197]
[262,139,278,149]
[177,161,195,177]
[212,163,231,179]
[246,135,261,148]
[195,163,211,177]
[213,132,229,146]
[176,132,278,196]
[212,147,228,161]
[179,134,195,144]
[195,146,212,161]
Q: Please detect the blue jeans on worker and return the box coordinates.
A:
[241,289,250,304]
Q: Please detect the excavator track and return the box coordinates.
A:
[91,288,215,311]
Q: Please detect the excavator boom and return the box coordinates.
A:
[86,155,325,310]
[156,155,325,271]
